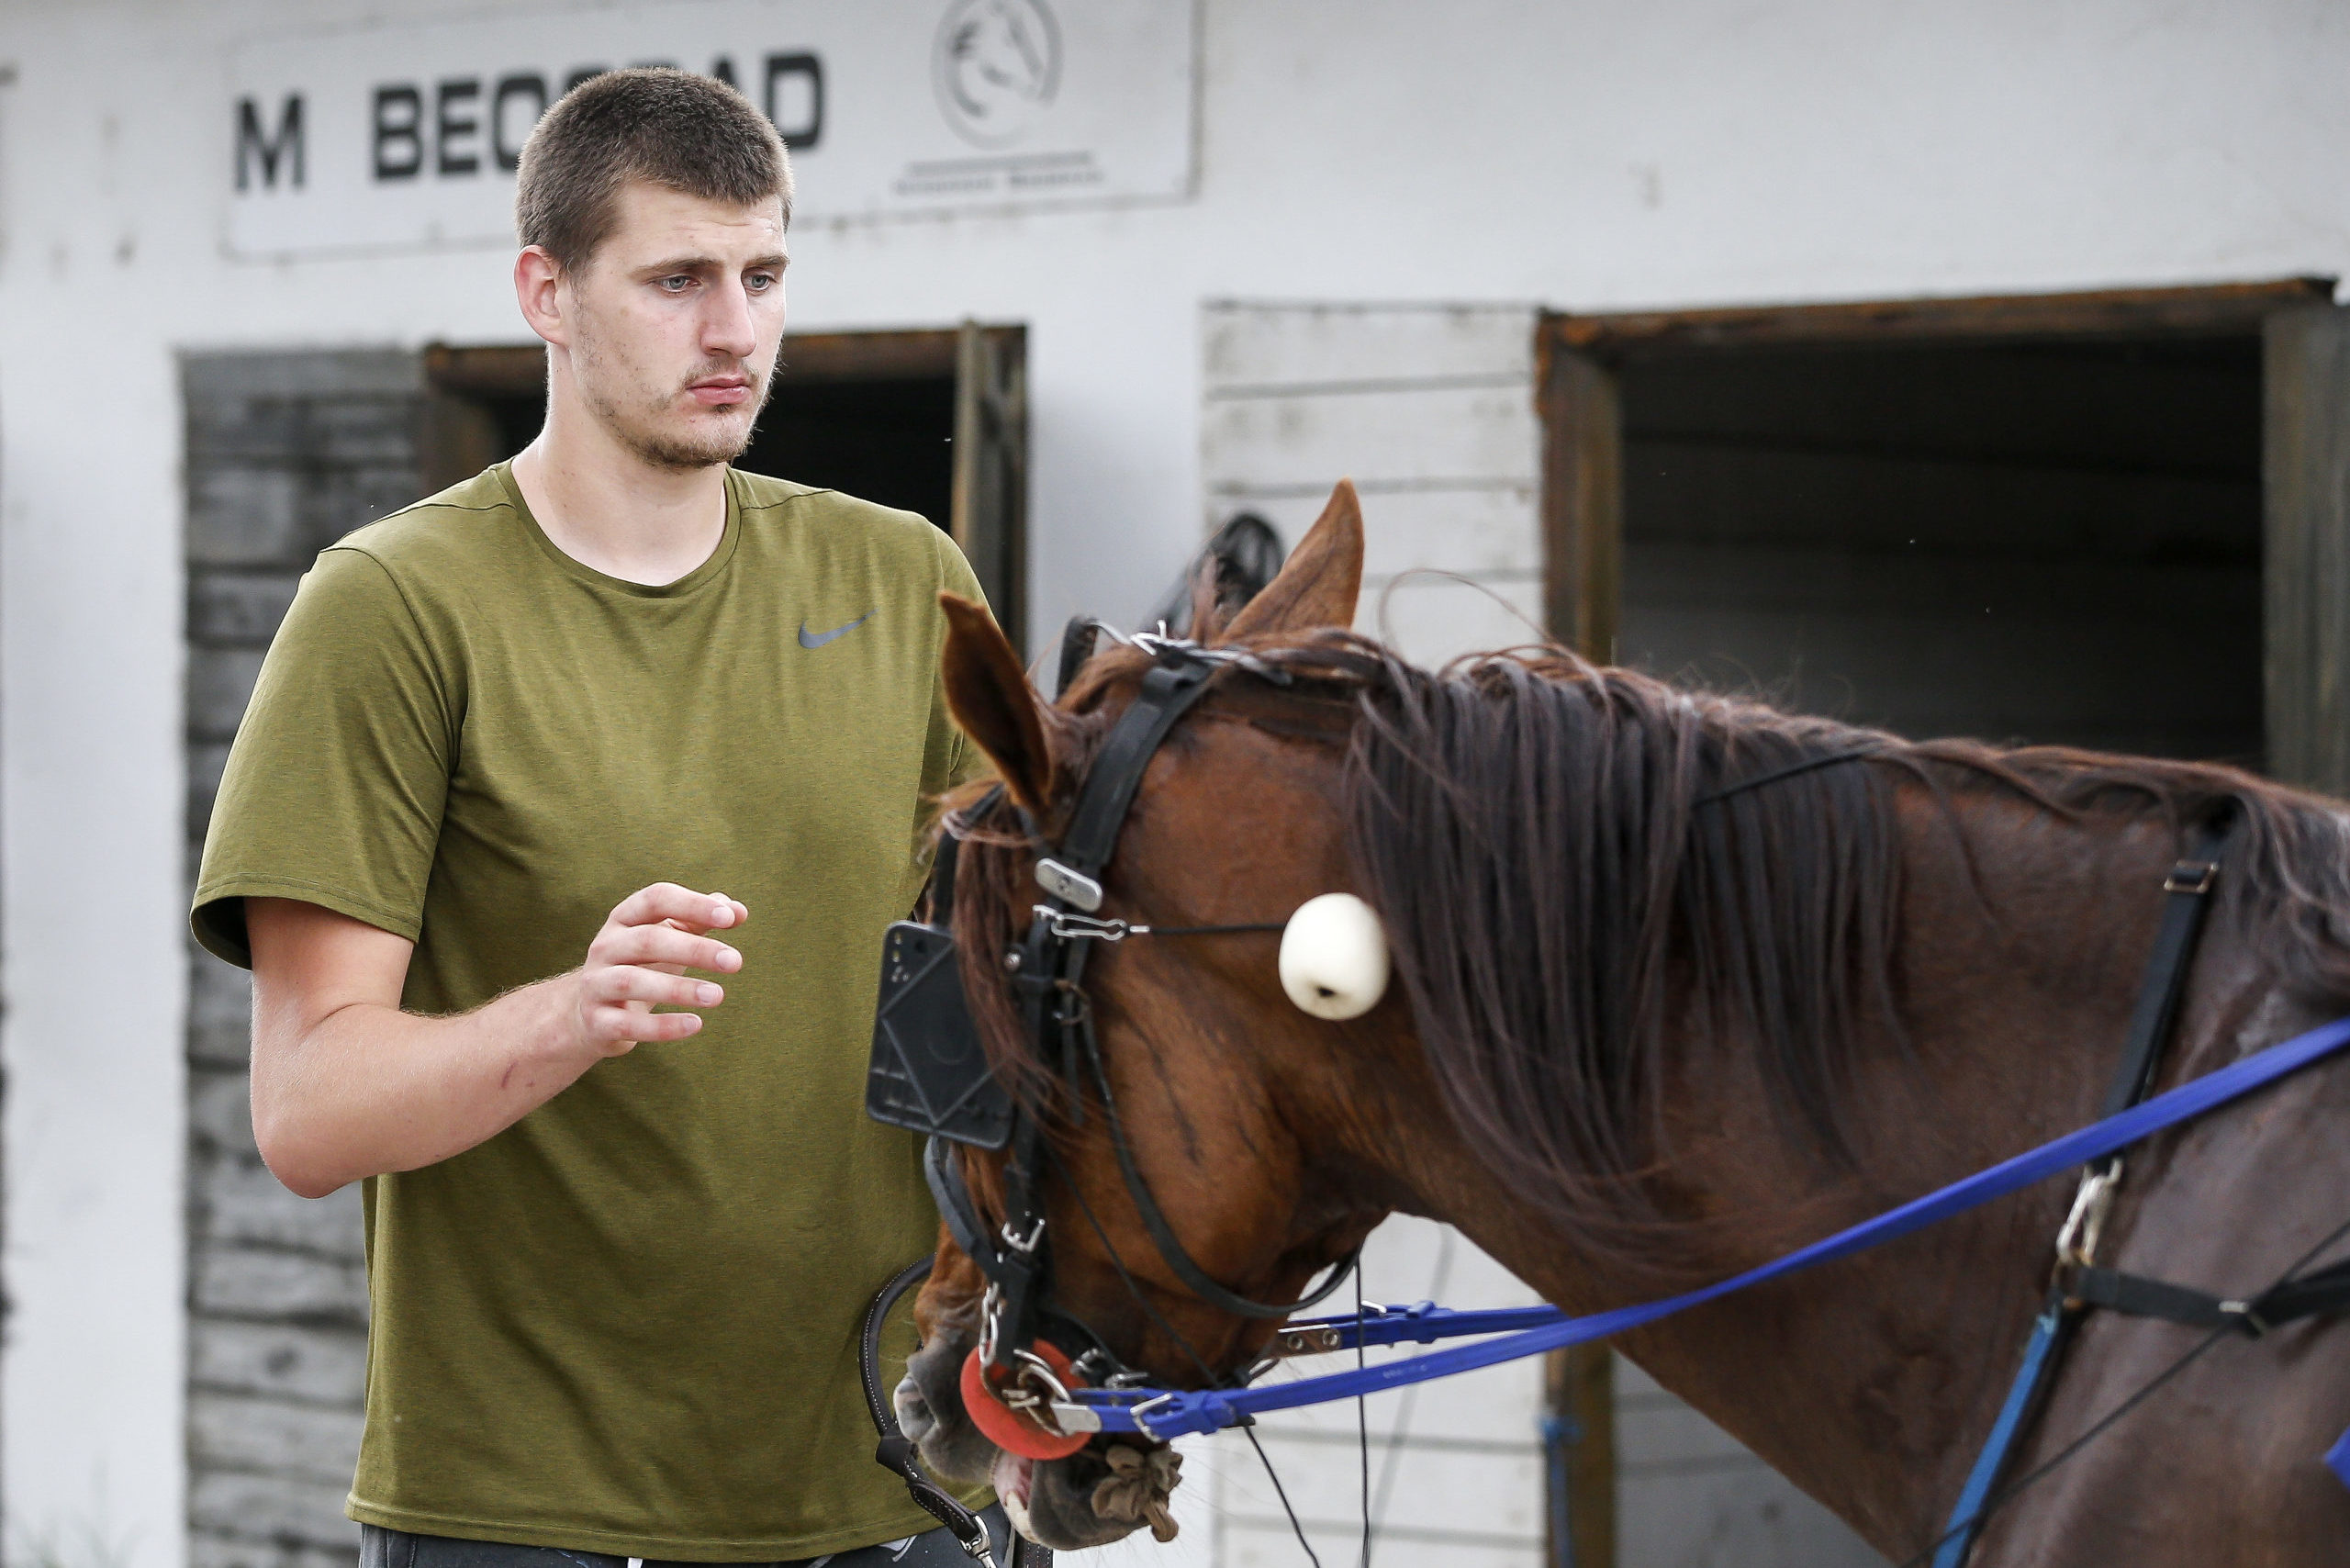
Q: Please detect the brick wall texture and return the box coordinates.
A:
[184,350,425,1568]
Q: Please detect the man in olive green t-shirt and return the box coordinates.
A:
[194,70,1002,1564]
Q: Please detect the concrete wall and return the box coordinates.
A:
[181,353,423,1568]
[8,1,2350,1562]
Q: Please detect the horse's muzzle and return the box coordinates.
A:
[900,1323,1173,1551]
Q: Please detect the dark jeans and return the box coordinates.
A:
[360,1508,1013,1568]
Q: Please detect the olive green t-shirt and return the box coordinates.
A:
[193,464,989,1558]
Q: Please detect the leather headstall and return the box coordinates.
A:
[865,627,1360,1452]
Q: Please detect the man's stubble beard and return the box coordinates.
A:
[571,307,775,474]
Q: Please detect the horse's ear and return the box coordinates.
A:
[1216,479,1363,642]
[939,592,1058,814]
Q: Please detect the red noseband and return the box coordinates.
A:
[961,1341,1091,1461]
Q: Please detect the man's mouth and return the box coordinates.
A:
[688,375,752,408]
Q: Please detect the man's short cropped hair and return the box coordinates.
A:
[515,67,792,273]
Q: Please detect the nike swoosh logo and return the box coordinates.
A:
[799,610,874,649]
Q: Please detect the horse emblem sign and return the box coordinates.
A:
[934,0,1063,148]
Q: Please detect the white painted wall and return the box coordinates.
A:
[1201,303,1552,1567]
[6,1,2350,1562]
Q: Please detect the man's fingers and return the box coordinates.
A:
[597,923,741,974]
[587,965,724,1010]
[609,883,749,934]
[594,1007,704,1047]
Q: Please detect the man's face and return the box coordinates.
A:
[558,182,789,471]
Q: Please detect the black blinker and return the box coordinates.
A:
[867,919,1015,1149]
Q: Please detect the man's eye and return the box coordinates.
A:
[747,273,778,293]
[660,275,693,293]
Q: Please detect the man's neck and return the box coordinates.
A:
[509,403,729,588]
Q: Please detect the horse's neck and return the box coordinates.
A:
[1380,796,2243,1552]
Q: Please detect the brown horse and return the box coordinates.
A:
[892,482,2350,1562]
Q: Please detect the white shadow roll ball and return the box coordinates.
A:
[1278,892,1391,1021]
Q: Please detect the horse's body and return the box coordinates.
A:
[893,485,2350,1562]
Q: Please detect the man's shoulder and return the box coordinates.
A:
[729,470,942,560]
[328,467,524,581]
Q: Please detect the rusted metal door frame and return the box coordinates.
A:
[1532,274,2335,1568]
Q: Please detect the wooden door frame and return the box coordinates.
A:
[422,323,1029,646]
[1533,275,2334,1568]
[1538,275,2334,662]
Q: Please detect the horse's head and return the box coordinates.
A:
[892,483,1423,1548]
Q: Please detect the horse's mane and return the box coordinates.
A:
[945,626,2350,1263]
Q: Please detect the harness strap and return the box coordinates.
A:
[2059,1257,2350,1337]
[1058,661,1216,876]
[1691,744,1884,807]
[1070,997,1364,1320]
[2098,823,2234,1125]
[927,1135,1002,1276]
[2255,1256,2350,1326]
[859,1258,1031,1568]
[929,788,1003,924]
[1935,813,2235,1566]
[1930,1295,2066,1568]
[990,1117,1052,1364]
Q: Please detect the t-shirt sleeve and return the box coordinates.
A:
[192,545,458,969]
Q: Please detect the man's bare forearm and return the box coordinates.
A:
[249,886,746,1199]
[256,975,604,1198]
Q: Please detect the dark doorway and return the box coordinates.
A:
[1612,335,2264,762]
[463,357,954,525]
[746,375,955,524]
[424,325,1026,647]
[1539,281,2343,774]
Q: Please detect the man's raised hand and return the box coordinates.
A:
[573,882,749,1053]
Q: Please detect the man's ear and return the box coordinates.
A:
[939,593,1058,815]
[1218,479,1364,642]
[513,245,568,350]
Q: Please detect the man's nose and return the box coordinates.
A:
[701,279,759,362]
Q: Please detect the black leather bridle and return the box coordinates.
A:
[867,629,1360,1431]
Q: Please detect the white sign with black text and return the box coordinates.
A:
[228,0,1198,258]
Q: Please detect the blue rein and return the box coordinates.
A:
[1063,1010,2350,1440]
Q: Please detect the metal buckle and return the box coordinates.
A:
[1002,1215,1046,1254]
[1127,1391,1179,1443]
[1066,1351,1157,1403]
[1112,628,1294,685]
[1035,905,1143,942]
[1046,1400,1104,1433]
[1035,858,1104,912]
[1000,1347,1076,1413]
[2219,1298,2273,1337]
[2164,860,2220,895]
[2056,1163,2122,1271]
